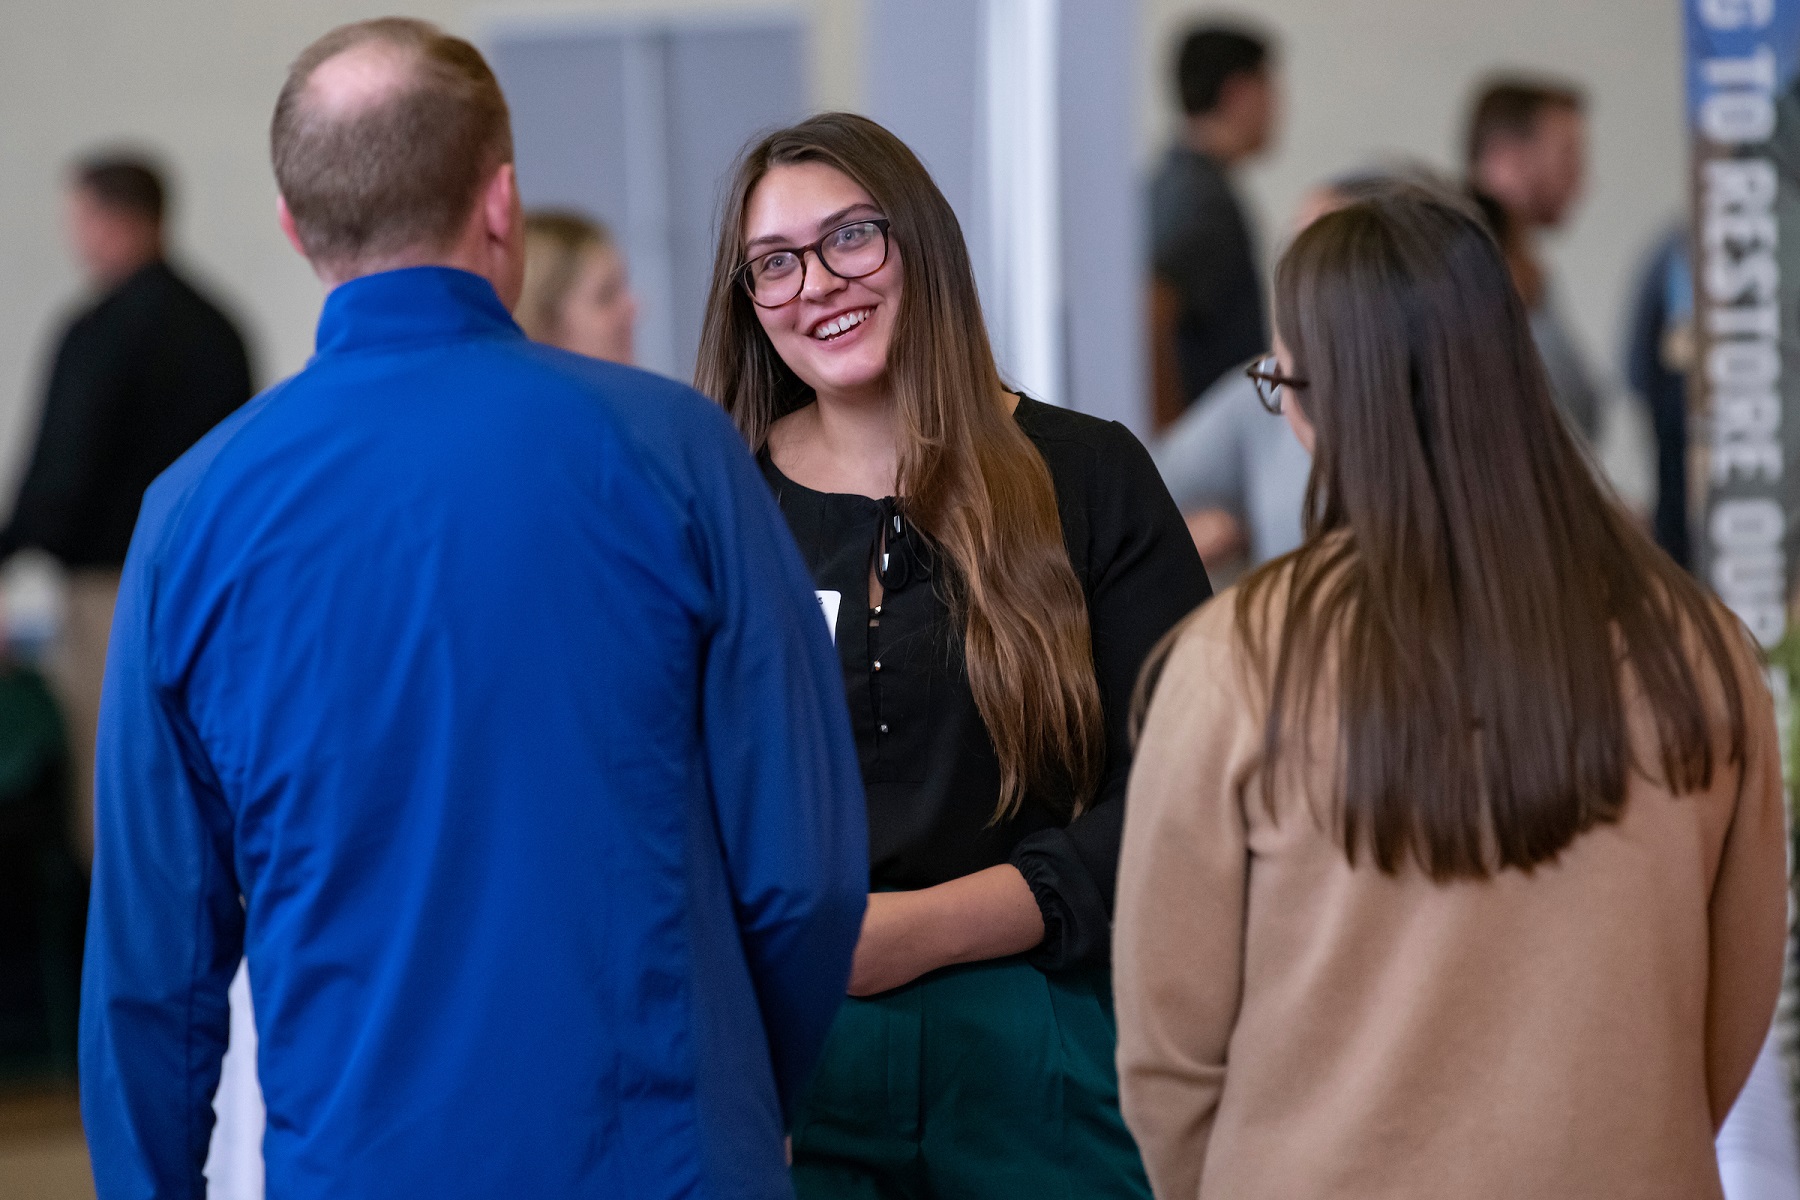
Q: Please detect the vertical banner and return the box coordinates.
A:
[1690,0,1800,652]
[1688,0,1800,1117]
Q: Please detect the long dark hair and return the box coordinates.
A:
[1244,187,1747,878]
[695,112,1104,821]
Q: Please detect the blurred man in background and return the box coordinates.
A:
[1147,23,1279,430]
[1467,76,1603,444]
[0,154,253,863]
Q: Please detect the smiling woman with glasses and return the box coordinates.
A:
[696,112,1208,1198]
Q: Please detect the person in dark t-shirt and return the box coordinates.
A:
[1147,24,1280,430]
[1,154,252,860]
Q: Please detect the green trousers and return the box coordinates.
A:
[790,957,1151,1200]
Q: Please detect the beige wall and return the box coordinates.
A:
[0,0,863,497]
[0,0,1682,498]
[1143,0,1686,402]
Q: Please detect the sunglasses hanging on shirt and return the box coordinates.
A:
[876,500,930,592]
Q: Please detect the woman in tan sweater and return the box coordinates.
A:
[1115,186,1789,1200]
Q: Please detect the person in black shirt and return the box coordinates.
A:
[1,155,252,860]
[1623,227,1692,571]
[698,113,1209,1198]
[1147,24,1280,430]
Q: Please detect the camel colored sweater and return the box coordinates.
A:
[1115,586,1789,1200]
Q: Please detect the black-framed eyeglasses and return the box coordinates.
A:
[736,219,892,308]
[1244,354,1308,414]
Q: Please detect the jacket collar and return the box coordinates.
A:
[314,266,521,356]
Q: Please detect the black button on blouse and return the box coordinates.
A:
[760,396,1211,972]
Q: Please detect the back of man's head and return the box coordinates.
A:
[272,18,512,275]
[74,155,167,226]
[1465,76,1584,174]
[1176,25,1269,116]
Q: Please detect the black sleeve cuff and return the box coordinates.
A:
[1011,826,1112,974]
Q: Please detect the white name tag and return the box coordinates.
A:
[815,590,842,645]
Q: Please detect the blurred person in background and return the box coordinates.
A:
[1116,186,1786,1200]
[0,153,252,864]
[1147,23,1279,431]
[1156,360,1306,577]
[1623,225,1695,569]
[1717,1024,1800,1200]
[1467,75,1603,444]
[1155,170,1414,575]
[517,210,637,363]
[80,19,867,1199]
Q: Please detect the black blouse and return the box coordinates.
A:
[760,397,1211,972]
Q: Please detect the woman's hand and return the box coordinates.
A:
[846,892,934,997]
[1185,508,1247,567]
[846,865,1046,997]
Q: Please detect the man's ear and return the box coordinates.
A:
[277,196,308,259]
[483,163,527,311]
[482,163,518,246]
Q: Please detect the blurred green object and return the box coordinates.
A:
[0,663,67,799]
[0,662,84,1080]
[1758,635,1800,1129]
[1770,636,1800,810]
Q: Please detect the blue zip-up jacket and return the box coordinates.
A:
[79,267,868,1199]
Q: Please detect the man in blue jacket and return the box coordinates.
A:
[78,18,868,1199]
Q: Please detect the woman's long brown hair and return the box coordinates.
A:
[695,112,1104,821]
[1243,186,1748,878]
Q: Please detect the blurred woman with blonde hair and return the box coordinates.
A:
[517,210,636,363]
